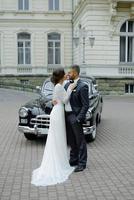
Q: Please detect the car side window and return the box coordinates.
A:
[83,81,91,96]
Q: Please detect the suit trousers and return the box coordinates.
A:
[65,111,87,167]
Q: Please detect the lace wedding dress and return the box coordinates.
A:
[31,83,74,186]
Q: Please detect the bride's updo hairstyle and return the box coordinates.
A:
[51,68,65,85]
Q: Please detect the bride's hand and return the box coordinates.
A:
[69,83,77,90]
[64,74,70,81]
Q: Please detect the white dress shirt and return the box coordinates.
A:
[65,78,80,112]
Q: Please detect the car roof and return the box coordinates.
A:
[44,75,96,84]
[80,75,96,83]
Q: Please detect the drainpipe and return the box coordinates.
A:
[72,0,74,65]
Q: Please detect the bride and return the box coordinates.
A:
[31,68,76,187]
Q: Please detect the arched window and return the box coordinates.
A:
[49,0,59,10]
[18,0,29,10]
[17,32,31,65]
[48,33,61,65]
[120,20,134,63]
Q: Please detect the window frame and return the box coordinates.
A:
[47,33,61,65]
[18,0,29,11]
[49,0,59,11]
[120,20,134,64]
[125,83,134,94]
[17,33,31,66]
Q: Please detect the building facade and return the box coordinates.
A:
[73,0,134,77]
[0,0,73,74]
[0,0,134,94]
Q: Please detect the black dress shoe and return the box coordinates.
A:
[74,166,86,172]
[69,160,78,166]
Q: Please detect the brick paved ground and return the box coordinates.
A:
[0,88,134,200]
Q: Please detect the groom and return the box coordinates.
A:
[65,65,89,172]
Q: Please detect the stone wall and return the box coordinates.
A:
[0,75,134,95]
[0,75,49,91]
[96,77,134,95]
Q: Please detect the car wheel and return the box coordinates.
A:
[85,124,97,143]
[98,114,101,123]
[24,133,37,140]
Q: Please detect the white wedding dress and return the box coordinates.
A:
[31,83,74,187]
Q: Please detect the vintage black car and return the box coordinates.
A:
[18,76,103,142]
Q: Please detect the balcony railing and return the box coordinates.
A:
[80,64,134,77]
[0,65,134,77]
[0,66,49,75]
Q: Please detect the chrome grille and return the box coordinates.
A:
[30,114,50,129]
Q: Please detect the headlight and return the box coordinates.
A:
[19,107,28,117]
[86,110,92,119]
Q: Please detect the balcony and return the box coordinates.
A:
[116,0,134,2]
[0,66,50,75]
[0,64,134,77]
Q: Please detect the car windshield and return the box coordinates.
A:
[41,79,92,99]
[41,80,54,99]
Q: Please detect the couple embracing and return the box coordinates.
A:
[31,65,89,187]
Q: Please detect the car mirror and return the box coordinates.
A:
[94,84,98,90]
[89,94,94,100]
[36,86,41,94]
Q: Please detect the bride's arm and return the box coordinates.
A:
[62,83,77,103]
[62,86,72,104]
[54,84,74,104]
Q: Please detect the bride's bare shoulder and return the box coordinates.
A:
[55,83,62,88]
[54,83,63,91]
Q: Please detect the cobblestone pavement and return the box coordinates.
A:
[0,88,134,200]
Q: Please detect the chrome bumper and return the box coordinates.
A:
[18,124,95,136]
[83,125,96,135]
[18,125,49,135]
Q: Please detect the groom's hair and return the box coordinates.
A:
[71,64,80,75]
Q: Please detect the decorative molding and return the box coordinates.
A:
[109,20,118,38]
[44,29,64,34]
[108,0,118,38]
[0,10,72,20]
[13,29,34,35]
[130,3,134,15]
[109,0,117,20]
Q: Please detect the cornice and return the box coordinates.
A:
[0,10,72,23]
[0,18,72,23]
[0,10,72,17]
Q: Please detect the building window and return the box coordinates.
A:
[120,20,134,63]
[18,0,29,10]
[49,0,59,10]
[20,80,29,85]
[125,84,134,93]
[17,32,31,65]
[48,33,61,65]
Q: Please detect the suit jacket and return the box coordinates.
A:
[65,79,89,122]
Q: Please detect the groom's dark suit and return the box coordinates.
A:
[65,79,89,168]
